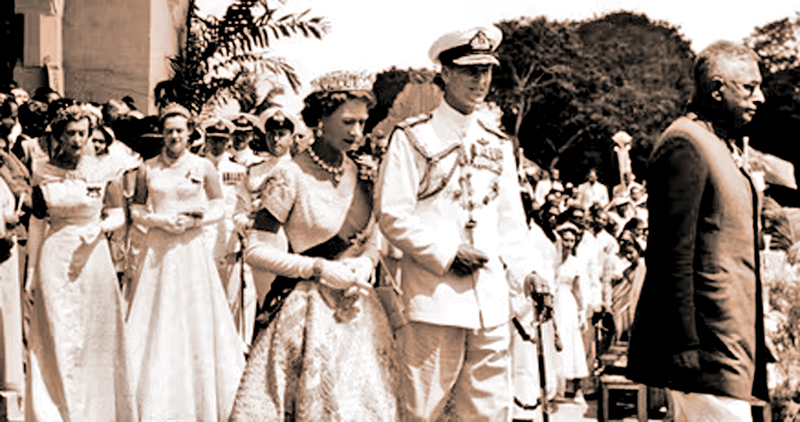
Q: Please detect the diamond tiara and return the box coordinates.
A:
[309,71,375,94]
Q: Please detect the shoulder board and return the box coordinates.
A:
[477,119,509,140]
[396,113,433,130]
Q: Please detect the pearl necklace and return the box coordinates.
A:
[307,145,345,183]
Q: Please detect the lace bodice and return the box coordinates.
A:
[143,153,210,215]
[35,158,109,228]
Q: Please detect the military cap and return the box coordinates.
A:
[429,25,502,66]
[260,108,296,133]
[201,117,235,138]
[230,113,262,133]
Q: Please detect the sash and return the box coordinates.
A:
[252,177,374,337]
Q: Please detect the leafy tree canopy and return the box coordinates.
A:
[156,0,327,114]
[744,13,800,206]
[488,12,694,186]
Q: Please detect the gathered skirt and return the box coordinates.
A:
[126,227,245,422]
[27,226,134,422]
[230,280,401,421]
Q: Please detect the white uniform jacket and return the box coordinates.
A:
[377,100,544,330]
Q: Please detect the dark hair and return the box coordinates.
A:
[0,95,16,119]
[47,98,77,126]
[93,125,114,148]
[623,217,644,233]
[33,86,58,103]
[18,100,48,137]
[300,90,375,128]
[433,73,446,91]
[557,225,581,256]
[618,229,643,255]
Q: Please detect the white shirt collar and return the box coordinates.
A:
[436,99,477,137]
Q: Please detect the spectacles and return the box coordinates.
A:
[724,79,762,99]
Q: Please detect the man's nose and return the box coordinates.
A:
[752,85,765,105]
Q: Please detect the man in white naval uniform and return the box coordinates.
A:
[235,109,297,344]
[201,117,256,344]
[377,25,548,421]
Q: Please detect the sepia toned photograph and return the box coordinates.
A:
[2,0,800,421]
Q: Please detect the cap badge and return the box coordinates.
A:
[469,30,491,51]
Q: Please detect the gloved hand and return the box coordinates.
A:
[316,259,364,292]
[149,213,195,234]
[339,257,375,297]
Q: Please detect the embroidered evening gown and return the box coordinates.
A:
[229,155,400,421]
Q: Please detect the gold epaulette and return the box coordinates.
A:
[477,119,509,141]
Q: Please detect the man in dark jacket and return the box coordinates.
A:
[627,41,771,421]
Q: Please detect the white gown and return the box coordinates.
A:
[26,158,134,421]
[553,254,589,380]
[125,153,245,421]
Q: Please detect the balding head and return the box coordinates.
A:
[692,41,764,129]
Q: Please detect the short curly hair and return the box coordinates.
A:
[300,90,375,128]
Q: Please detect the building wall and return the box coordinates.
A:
[148,0,188,114]
[15,0,188,114]
[63,0,151,109]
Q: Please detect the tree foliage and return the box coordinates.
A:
[743,13,800,207]
[746,13,800,74]
[488,12,694,186]
[368,67,437,133]
[156,0,327,114]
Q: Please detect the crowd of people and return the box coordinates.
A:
[0,21,779,422]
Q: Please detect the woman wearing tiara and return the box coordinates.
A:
[229,71,400,421]
[25,104,134,421]
[125,103,244,421]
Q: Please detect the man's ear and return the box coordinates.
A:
[710,76,725,102]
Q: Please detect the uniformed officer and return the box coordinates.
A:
[234,108,297,329]
[376,25,549,421]
[229,113,262,167]
[202,117,256,344]
[244,108,296,211]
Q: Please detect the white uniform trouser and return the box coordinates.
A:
[397,321,511,422]
[669,390,752,422]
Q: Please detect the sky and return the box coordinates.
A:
[196,0,799,98]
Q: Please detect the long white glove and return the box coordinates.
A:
[130,204,195,234]
[246,239,362,292]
